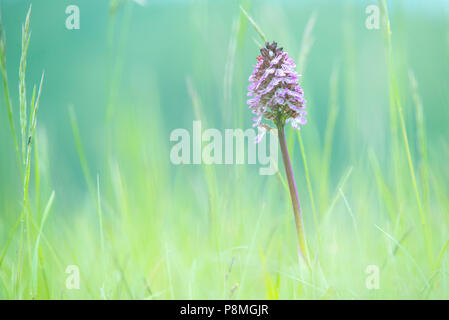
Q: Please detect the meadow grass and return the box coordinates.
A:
[0,0,448,300]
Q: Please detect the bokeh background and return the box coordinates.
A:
[0,0,448,299]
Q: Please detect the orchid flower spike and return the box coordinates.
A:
[247,41,307,140]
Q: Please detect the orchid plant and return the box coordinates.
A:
[247,41,309,264]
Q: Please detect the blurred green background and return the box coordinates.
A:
[0,0,448,299]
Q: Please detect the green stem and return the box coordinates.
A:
[297,131,320,245]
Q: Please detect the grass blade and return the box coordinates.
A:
[378,0,433,266]
[32,191,55,296]
[239,6,266,43]
[435,237,449,271]
[0,13,21,168]
[69,105,95,198]
[375,224,430,289]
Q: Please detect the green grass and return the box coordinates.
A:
[0,0,449,299]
